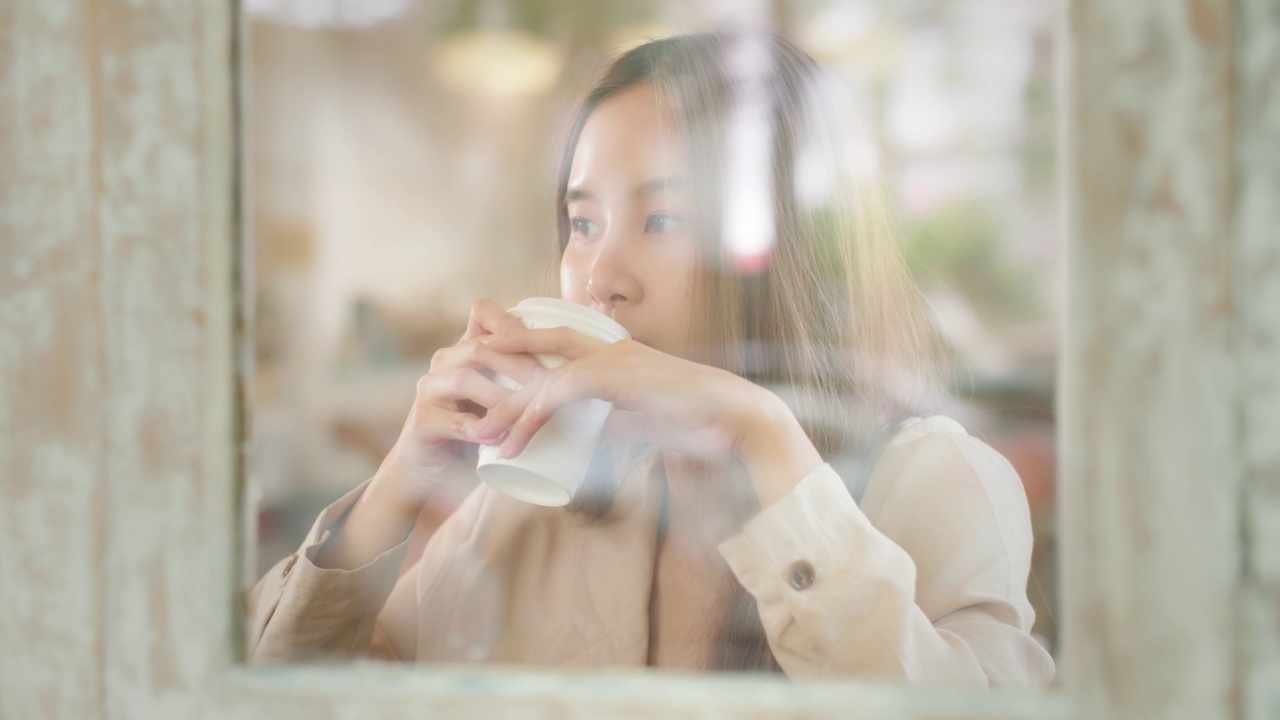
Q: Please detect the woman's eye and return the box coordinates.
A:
[570,216,600,237]
[644,212,684,234]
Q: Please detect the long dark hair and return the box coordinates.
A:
[555,31,943,673]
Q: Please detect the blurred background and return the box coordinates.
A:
[246,0,1062,656]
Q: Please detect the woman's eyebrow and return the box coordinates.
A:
[564,177,685,206]
[564,186,593,204]
[633,176,684,198]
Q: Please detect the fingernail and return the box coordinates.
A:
[480,429,508,446]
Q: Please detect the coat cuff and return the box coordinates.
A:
[291,478,411,601]
[254,480,412,663]
[719,464,851,591]
[717,464,910,635]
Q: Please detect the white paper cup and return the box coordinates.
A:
[476,297,630,506]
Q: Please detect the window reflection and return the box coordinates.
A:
[248,0,1060,680]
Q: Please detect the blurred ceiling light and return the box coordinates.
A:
[431,29,564,98]
[430,0,565,98]
[244,0,411,28]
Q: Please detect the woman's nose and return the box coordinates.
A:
[586,233,642,310]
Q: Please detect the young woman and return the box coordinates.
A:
[248,31,1055,687]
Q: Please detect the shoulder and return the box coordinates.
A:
[860,416,1035,588]
[884,415,1013,470]
[866,416,1026,515]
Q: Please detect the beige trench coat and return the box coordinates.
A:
[248,416,1055,687]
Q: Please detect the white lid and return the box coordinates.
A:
[509,297,630,343]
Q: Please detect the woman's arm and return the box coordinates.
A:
[246,470,494,664]
[718,419,1055,687]
[476,328,1051,684]
[245,476,416,664]
[247,299,540,664]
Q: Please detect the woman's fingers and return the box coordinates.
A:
[472,379,541,445]
[494,365,623,458]
[486,327,614,361]
[475,343,545,386]
[475,341,642,455]
[407,369,516,451]
[417,367,514,409]
[430,337,543,386]
[411,405,485,446]
[460,298,526,341]
[465,331,626,450]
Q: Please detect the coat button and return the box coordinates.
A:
[282,554,298,577]
[788,560,816,590]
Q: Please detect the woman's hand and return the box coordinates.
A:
[473,327,824,507]
[315,299,544,571]
[374,299,545,507]
[476,331,746,458]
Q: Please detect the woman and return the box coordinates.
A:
[248,31,1055,687]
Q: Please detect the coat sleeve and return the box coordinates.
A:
[718,422,1055,687]
[245,479,415,664]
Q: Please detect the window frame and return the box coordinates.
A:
[3,0,1276,718]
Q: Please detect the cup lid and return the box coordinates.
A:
[509,297,630,343]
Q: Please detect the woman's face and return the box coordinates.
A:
[560,85,699,358]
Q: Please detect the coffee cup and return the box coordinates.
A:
[476,297,630,506]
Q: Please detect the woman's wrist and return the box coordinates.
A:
[312,465,423,571]
[733,386,824,509]
[366,455,435,524]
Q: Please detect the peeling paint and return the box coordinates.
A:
[3,0,1279,719]
[1239,0,1280,718]
[1063,2,1243,720]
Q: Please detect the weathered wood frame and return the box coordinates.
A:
[2,0,1276,718]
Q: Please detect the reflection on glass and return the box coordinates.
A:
[247,1,1059,686]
